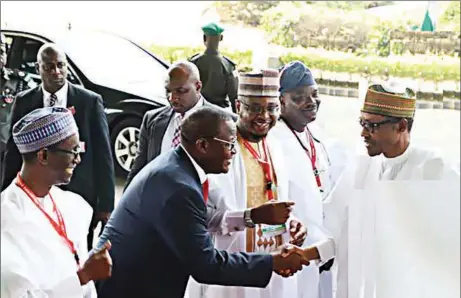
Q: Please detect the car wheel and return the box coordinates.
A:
[110,117,142,177]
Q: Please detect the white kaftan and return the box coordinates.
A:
[324,144,460,298]
[1,180,96,298]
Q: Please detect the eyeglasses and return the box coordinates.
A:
[47,146,82,159]
[213,137,236,151]
[239,101,280,115]
[181,133,236,151]
[359,118,400,133]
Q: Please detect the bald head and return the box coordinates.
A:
[165,60,203,114]
[168,60,200,82]
[37,43,66,64]
[36,43,68,94]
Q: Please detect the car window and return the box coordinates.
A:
[57,30,168,104]
[21,38,42,74]
[4,35,13,53]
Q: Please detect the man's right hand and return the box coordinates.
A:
[78,240,113,285]
[251,201,295,225]
[271,245,309,277]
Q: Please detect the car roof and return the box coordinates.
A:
[2,23,170,68]
[3,23,90,42]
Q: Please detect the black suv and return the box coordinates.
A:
[2,26,169,176]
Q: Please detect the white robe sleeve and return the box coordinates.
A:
[1,187,86,298]
[206,177,246,235]
[312,237,336,264]
[1,231,82,298]
[62,192,97,298]
[1,269,49,298]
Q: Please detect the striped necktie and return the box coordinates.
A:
[171,114,183,148]
[49,93,57,107]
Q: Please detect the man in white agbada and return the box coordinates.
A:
[187,69,333,298]
[271,61,348,298]
[1,107,112,298]
[323,82,460,298]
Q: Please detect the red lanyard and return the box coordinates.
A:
[241,137,276,200]
[15,174,80,267]
[287,125,322,189]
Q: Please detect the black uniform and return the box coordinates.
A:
[190,50,238,111]
[0,68,36,189]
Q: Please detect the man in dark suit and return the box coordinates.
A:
[126,60,294,236]
[2,43,115,250]
[125,60,234,188]
[95,106,309,298]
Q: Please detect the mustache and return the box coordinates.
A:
[364,138,375,145]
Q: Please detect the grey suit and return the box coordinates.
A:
[125,99,236,189]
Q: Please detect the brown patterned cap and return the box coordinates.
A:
[238,69,280,98]
[362,82,416,118]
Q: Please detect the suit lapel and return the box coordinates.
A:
[152,107,174,156]
[29,86,44,111]
[66,83,77,109]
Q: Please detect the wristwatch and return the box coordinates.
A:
[243,209,255,228]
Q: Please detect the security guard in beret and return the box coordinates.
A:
[0,32,36,189]
[189,22,238,112]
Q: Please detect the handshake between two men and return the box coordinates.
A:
[247,201,322,278]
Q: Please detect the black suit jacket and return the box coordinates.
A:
[96,146,272,298]
[2,83,115,212]
[125,99,237,188]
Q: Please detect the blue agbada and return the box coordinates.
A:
[279,61,316,94]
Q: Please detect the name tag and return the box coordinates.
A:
[260,224,286,238]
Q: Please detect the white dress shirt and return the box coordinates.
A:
[161,96,205,154]
[42,83,69,108]
[180,144,207,185]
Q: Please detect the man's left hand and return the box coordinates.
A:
[289,220,307,246]
[92,212,111,229]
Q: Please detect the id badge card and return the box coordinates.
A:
[260,224,287,238]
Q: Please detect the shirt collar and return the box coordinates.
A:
[381,142,413,169]
[174,96,205,119]
[42,82,68,102]
[180,144,207,184]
